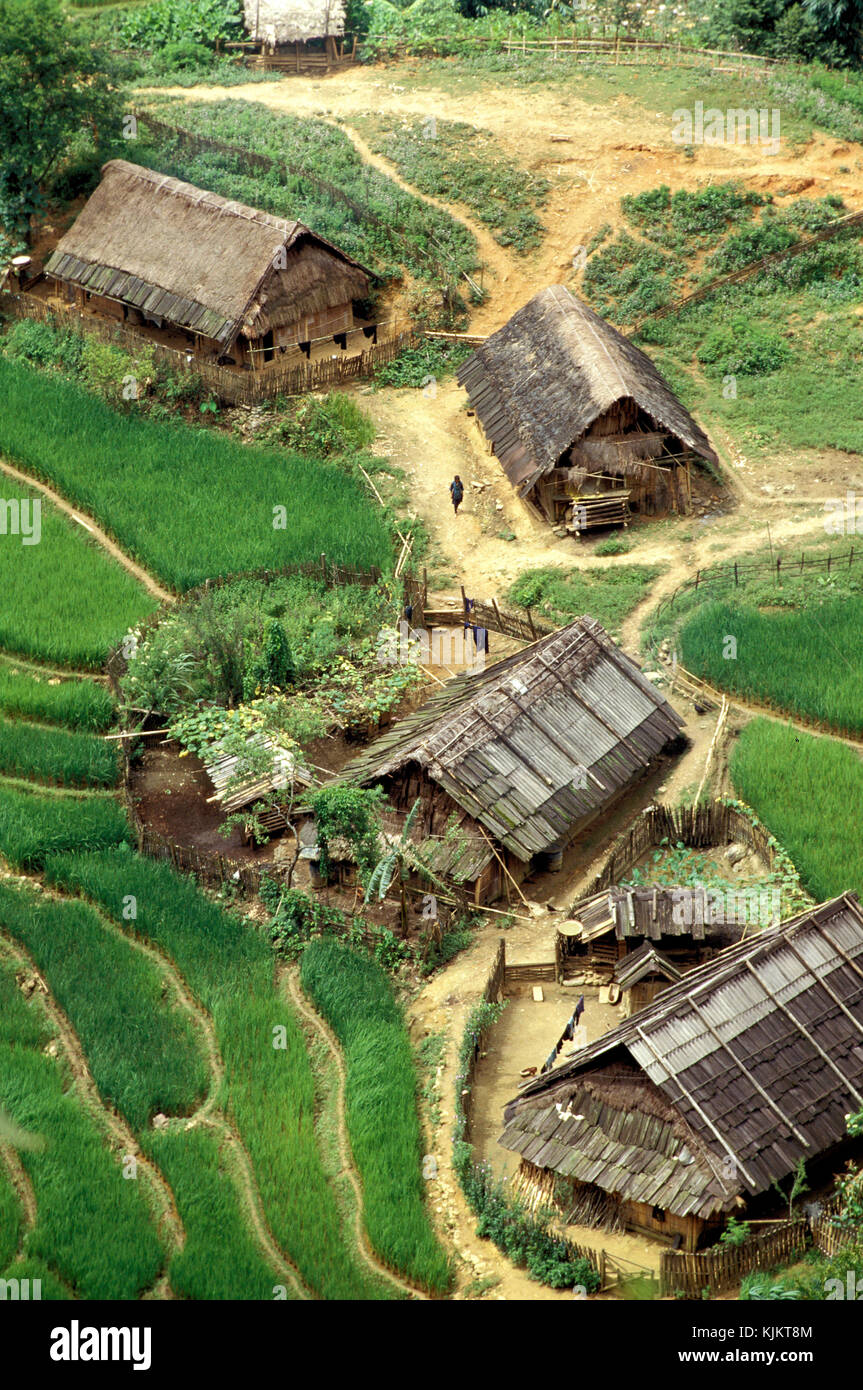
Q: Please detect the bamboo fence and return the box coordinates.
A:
[657,545,863,613]
[0,289,417,405]
[659,1219,808,1298]
[584,800,776,896]
[368,33,778,75]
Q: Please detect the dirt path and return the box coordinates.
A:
[0,650,109,685]
[0,1142,37,1251]
[284,968,427,1300]
[0,458,173,605]
[0,928,185,1294]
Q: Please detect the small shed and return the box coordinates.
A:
[501,892,863,1249]
[342,616,685,904]
[243,0,351,70]
[204,735,311,844]
[612,941,682,1014]
[457,286,719,529]
[44,161,370,367]
[559,884,748,977]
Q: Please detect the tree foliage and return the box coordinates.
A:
[0,0,121,236]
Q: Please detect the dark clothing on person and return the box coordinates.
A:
[450,478,464,514]
[574,994,585,1026]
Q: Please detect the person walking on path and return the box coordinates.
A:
[450,475,464,515]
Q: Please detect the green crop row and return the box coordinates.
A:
[0,478,154,669]
[0,957,164,1298]
[0,664,115,730]
[43,848,392,1300]
[679,597,863,736]
[0,717,119,788]
[729,719,863,903]
[143,1126,289,1301]
[0,880,207,1131]
[0,358,394,594]
[0,784,129,869]
[300,938,453,1295]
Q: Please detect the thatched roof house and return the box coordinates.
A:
[244,0,345,43]
[501,892,863,1249]
[458,286,719,528]
[45,160,369,365]
[344,617,684,903]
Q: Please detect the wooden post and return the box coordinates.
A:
[527,607,538,639]
[320,552,327,583]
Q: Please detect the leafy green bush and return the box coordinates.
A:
[698,320,791,375]
[270,392,376,457]
[2,319,80,372]
[508,563,659,636]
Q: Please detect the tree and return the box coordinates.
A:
[803,0,863,64]
[365,797,447,940]
[0,0,122,239]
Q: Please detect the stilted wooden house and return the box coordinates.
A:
[558,883,760,980]
[243,0,353,71]
[44,161,370,368]
[457,286,719,530]
[501,893,863,1249]
[343,617,685,904]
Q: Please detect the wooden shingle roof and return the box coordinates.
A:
[572,885,750,943]
[344,617,684,862]
[502,893,863,1218]
[45,160,368,347]
[457,286,719,495]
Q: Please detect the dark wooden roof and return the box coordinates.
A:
[572,885,748,943]
[501,894,863,1219]
[343,617,683,863]
[45,160,368,347]
[457,286,719,495]
[613,942,683,990]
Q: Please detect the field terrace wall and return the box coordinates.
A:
[501,893,863,1253]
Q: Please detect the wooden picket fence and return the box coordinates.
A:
[660,1220,808,1298]
[657,545,863,613]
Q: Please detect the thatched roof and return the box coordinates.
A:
[502,893,863,1220]
[344,617,684,862]
[457,286,719,495]
[45,160,368,348]
[244,0,345,43]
